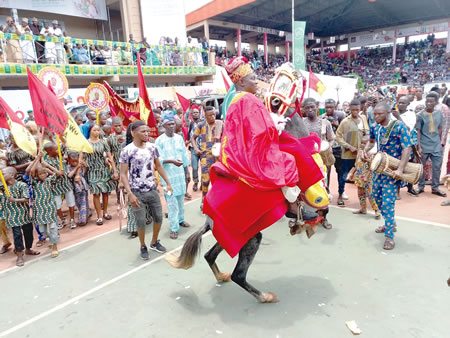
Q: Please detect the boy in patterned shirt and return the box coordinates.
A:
[0,167,40,266]
[27,154,62,258]
[43,142,76,229]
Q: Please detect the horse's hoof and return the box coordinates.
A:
[260,292,280,303]
[215,272,232,282]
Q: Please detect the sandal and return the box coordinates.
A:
[352,209,367,214]
[179,221,190,228]
[16,253,24,267]
[184,193,192,200]
[96,218,104,225]
[193,182,198,192]
[25,249,40,256]
[103,213,112,220]
[130,231,138,238]
[36,239,46,247]
[375,226,397,233]
[374,211,381,219]
[170,231,178,239]
[321,219,332,230]
[0,243,11,254]
[51,244,59,258]
[383,237,395,250]
[441,200,450,206]
[337,198,345,207]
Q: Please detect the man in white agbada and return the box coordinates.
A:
[18,18,36,63]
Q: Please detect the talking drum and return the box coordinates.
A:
[370,152,422,185]
[319,140,335,166]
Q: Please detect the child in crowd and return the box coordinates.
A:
[353,136,380,218]
[27,154,62,258]
[102,125,112,137]
[109,117,125,203]
[0,166,40,267]
[75,114,84,126]
[44,142,77,229]
[67,151,90,226]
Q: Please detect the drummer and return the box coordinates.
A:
[362,102,412,250]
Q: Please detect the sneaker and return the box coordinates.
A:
[342,193,349,200]
[70,219,77,229]
[149,240,167,253]
[140,246,149,260]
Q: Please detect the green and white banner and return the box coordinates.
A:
[0,32,207,53]
[293,21,306,71]
[0,64,216,77]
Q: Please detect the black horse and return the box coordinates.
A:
[166,108,326,303]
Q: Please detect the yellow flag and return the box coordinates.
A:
[63,113,93,153]
[139,96,150,124]
[317,81,326,96]
[7,116,37,156]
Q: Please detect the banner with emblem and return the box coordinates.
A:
[293,21,306,71]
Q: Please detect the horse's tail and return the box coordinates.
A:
[166,218,212,270]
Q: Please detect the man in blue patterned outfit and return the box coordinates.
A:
[363,102,412,250]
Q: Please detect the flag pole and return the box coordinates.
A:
[292,0,294,63]
[0,169,10,197]
[96,108,99,125]
[56,135,64,170]
[39,126,45,154]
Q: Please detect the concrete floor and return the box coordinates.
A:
[0,199,449,338]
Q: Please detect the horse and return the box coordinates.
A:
[166,98,328,303]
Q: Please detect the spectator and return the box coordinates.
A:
[335,98,370,206]
[3,17,23,63]
[73,44,89,64]
[416,93,446,197]
[201,36,209,66]
[155,112,191,239]
[29,17,44,63]
[18,18,35,63]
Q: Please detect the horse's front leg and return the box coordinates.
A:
[231,232,279,303]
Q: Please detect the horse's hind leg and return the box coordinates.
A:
[204,242,231,282]
[231,232,279,303]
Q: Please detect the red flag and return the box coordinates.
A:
[0,96,37,155]
[308,66,326,96]
[221,71,231,92]
[137,56,158,138]
[27,68,68,135]
[174,91,190,141]
[175,92,191,113]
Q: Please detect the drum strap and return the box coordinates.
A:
[321,119,326,140]
[377,120,398,150]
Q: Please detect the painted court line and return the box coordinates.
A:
[0,198,201,276]
[329,205,450,228]
[0,232,211,338]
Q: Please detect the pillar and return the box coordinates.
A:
[347,46,351,64]
[203,20,210,41]
[392,29,397,63]
[226,39,236,55]
[286,41,290,62]
[320,39,324,62]
[237,29,242,57]
[263,33,268,64]
[447,22,450,53]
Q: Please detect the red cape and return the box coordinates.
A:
[220,92,298,190]
[204,163,287,258]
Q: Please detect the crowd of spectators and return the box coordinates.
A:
[308,36,449,86]
[0,16,210,67]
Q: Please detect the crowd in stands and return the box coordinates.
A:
[0,16,210,67]
[308,36,450,86]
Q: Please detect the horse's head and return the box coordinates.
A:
[265,63,329,210]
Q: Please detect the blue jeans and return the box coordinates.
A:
[191,151,200,182]
[165,194,185,232]
[418,151,443,190]
[338,159,356,195]
[38,222,59,244]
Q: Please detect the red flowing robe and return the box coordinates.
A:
[203,92,298,257]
